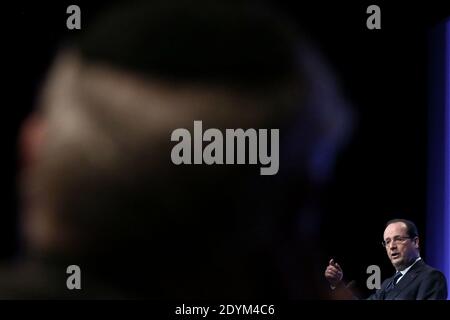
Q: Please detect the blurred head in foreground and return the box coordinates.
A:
[9,0,352,298]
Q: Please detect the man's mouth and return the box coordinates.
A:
[391,252,400,259]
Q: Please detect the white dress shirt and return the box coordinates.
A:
[395,256,421,284]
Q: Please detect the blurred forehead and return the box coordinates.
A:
[41,51,295,132]
[384,222,408,239]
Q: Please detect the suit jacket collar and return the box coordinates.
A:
[388,259,425,299]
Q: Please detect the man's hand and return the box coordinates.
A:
[324,259,343,287]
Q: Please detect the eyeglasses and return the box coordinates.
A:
[381,236,412,248]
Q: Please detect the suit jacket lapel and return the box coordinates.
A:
[389,260,424,299]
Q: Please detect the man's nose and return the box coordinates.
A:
[388,242,397,250]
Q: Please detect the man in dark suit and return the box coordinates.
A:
[325,219,448,299]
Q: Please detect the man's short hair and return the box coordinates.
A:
[385,218,419,238]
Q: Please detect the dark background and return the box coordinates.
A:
[1,1,449,298]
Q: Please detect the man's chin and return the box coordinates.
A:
[391,258,404,269]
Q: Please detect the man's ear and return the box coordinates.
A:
[413,236,420,249]
[19,113,46,170]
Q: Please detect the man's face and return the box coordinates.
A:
[383,222,419,271]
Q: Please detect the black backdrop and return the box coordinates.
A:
[1,1,449,298]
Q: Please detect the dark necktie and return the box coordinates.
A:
[382,271,402,300]
[392,272,402,287]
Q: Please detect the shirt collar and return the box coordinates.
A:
[399,256,421,275]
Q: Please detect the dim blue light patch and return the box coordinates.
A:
[445,18,450,297]
[427,17,450,299]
